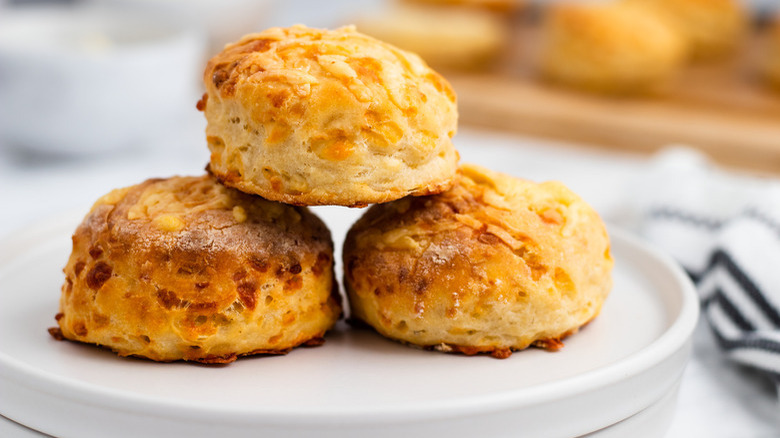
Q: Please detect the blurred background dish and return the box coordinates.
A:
[0,3,206,156]
[98,0,275,51]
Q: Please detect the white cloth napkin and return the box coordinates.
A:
[633,148,780,381]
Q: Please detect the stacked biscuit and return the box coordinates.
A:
[51,25,613,362]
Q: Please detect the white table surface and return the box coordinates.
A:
[0,120,777,436]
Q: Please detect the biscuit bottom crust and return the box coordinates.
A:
[343,164,613,358]
[53,175,341,363]
[48,324,328,364]
[210,163,457,208]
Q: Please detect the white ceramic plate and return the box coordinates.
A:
[0,209,698,438]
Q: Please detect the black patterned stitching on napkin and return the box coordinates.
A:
[704,290,756,331]
[650,206,780,238]
[650,207,780,329]
[647,205,780,378]
[744,208,780,241]
[709,328,780,356]
[648,207,726,230]
[693,250,780,329]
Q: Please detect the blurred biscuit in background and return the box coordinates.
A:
[402,0,525,15]
[355,4,509,71]
[627,0,748,62]
[538,3,686,95]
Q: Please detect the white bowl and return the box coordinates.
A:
[99,0,275,50]
[0,5,206,155]
[0,208,699,438]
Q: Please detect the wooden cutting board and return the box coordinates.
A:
[447,20,780,173]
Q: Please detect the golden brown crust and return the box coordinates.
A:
[54,175,341,363]
[539,3,686,94]
[343,164,613,358]
[201,25,459,207]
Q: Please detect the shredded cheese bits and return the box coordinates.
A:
[153,214,185,232]
[232,206,248,223]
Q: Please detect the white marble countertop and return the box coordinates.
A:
[0,121,777,436]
